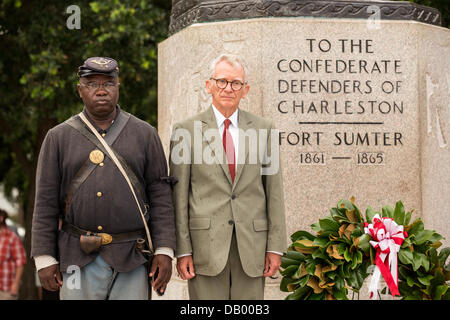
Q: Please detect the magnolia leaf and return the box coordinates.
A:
[344,247,352,262]
[327,271,337,280]
[287,283,298,292]
[319,218,340,233]
[293,239,317,254]
[356,250,363,264]
[412,252,430,272]
[313,237,329,248]
[334,277,345,291]
[330,207,347,222]
[306,262,317,275]
[351,255,358,270]
[312,249,328,261]
[428,247,439,266]
[298,274,310,287]
[291,230,316,242]
[345,209,358,223]
[382,205,394,218]
[326,293,336,300]
[357,234,371,253]
[407,276,422,288]
[281,257,301,268]
[338,224,346,238]
[293,263,308,279]
[405,210,413,225]
[308,292,326,300]
[286,250,306,262]
[314,264,324,280]
[332,286,348,300]
[319,279,335,289]
[393,200,405,225]
[311,222,321,233]
[343,224,356,240]
[280,277,297,292]
[406,219,424,235]
[348,266,366,290]
[415,230,436,245]
[307,277,323,294]
[438,247,450,267]
[399,248,414,265]
[322,264,338,273]
[418,274,434,286]
[337,199,355,211]
[280,264,298,277]
[338,243,347,255]
[326,244,344,260]
[285,286,310,300]
[402,237,412,248]
[429,269,446,296]
[434,285,448,300]
[430,241,442,249]
[294,246,315,254]
[365,206,378,223]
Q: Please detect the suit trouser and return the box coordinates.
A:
[188,230,265,300]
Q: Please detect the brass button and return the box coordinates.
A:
[97,192,102,197]
[101,133,106,137]
[99,162,104,167]
[97,226,103,231]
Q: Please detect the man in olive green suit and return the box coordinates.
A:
[169,54,287,300]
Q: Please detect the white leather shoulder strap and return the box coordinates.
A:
[78,112,153,253]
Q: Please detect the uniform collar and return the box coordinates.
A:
[82,105,120,134]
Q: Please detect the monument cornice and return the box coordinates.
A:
[169,0,442,35]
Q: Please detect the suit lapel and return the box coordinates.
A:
[200,107,233,186]
[233,110,252,189]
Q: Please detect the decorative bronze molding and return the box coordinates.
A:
[169,0,442,35]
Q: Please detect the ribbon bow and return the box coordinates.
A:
[364,214,407,299]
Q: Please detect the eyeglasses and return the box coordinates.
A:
[210,78,246,91]
[80,81,120,92]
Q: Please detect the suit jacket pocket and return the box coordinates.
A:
[189,217,211,270]
[189,217,211,230]
[253,219,268,231]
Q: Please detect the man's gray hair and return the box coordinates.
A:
[209,54,248,81]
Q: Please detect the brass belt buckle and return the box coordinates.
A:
[98,233,112,245]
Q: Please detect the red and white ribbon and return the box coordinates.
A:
[364,214,407,299]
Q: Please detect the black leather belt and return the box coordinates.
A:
[62,221,146,245]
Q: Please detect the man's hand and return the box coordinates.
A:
[263,252,282,277]
[149,254,172,295]
[176,255,196,280]
[38,264,63,291]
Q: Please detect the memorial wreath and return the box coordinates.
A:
[280,198,450,300]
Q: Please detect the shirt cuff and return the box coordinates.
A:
[34,255,59,271]
[155,247,174,260]
[267,251,283,256]
[176,253,192,258]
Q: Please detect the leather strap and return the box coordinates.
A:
[64,110,148,217]
[62,221,146,244]
[78,112,154,254]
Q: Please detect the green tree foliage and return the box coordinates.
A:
[0,0,170,299]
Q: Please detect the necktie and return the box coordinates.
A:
[222,119,235,182]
